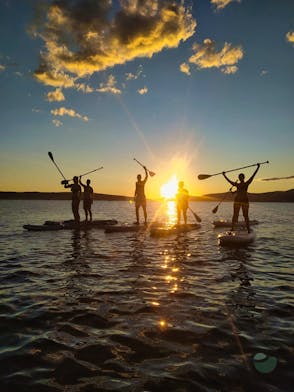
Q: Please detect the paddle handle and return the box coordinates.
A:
[79,166,103,178]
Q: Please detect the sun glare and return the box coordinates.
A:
[160,175,178,199]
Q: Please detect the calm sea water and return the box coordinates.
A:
[0,200,293,392]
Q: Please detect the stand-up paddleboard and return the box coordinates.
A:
[23,219,118,231]
[104,222,162,233]
[23,223,63,231]
[213,220,259,228]
[218,230,256,246]
[150,223,201,237]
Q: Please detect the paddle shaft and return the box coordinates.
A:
[133,158,155,176]
[199,160,269,180]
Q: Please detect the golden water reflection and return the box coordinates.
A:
[166,200,177,225]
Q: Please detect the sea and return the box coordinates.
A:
[0,200,293,392]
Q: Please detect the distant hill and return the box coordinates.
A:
[191,189,294,203]
[0,189,293,202]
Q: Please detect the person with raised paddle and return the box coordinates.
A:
[176,181,189,225]
[222,164,260,233]
[134,166,148,224]
[63,176,82,223]
[79,177,94,222]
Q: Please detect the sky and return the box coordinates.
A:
[0,0,293,198]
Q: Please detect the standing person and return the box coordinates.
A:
[176,181,189,225]
[64,176,81,223]
[222,164,260,233]
[134,166,148,224]
[79,177,94,222]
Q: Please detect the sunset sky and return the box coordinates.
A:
[0,0,293,198]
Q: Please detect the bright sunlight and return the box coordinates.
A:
[160,175,178,199]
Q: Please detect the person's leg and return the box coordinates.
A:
[232,202,240,231]
[242,203,250,233]
[89,206,92,222]
[177,206,181,224]
[135,204,140,224]
[143,204,147,224]
[183,208,187,224]
[73,200,80,223]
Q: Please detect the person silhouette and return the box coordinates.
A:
[134,166,148,224]
[64,176,81,223]
[79,177,94,222]
[176,181,189,225]
[222,164,260,233]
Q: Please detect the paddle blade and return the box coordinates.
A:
[48,152,54,161]
[212,206,218,214]
[190,209,201,223]
[198,174,211,180]
[148,171,156,177]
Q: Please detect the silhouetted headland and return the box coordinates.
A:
[0,189,293,202]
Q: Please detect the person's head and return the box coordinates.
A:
[178,181,184,189]
[238,173,245,181]
[137,174,142,181]
[86,179,91,185]
[73,176,78,183]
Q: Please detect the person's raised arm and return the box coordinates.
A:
[222,172,236,186]
[247,163,260,185]
[79,176,85,188]
[143,166,148,183]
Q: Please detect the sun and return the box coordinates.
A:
[160,175,178,199]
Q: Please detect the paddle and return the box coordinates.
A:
[198,160,269,180]
[212,186,235,214]
[48,152,67,181]
[188,207,201,223]
[133,158,156,177]
[78,166,104,178]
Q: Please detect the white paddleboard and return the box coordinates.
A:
[218,229,256,246]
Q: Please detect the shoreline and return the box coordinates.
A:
[0,190,293,202]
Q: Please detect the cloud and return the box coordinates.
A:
[51,107,88,122]
[260,69,268,76]
[32,1,196,87]
[75,83,94,93]
[126,65,144,80]
[210,0,241,11]
[97,75,122,95]
[46,88,65,102]
[286,31,294,44]
[137,86,148,95]
[262,175,294,181]
[52,119,63,127]
[188,38,243,73]
[0,64,5,71]
[180,62,191,75]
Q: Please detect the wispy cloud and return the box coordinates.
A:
[211,0,241,11]
[52,119,63,127]
[286,31,294,44]
[180,62,191,75]
[0,64,5,71]
[187,38,243,74]
[262,175,294,181]
[32,1,196,88]
[51,107,88,122]
[137,86,148,95]
[260,69,268,77]
[46,88,65,102]
[97,75,122,95]
[126,65,144,81]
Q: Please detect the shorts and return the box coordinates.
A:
[83,199,92,210]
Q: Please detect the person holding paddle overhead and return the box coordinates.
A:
[64,176,81,223]
[222,164,260,233]
[176,181,189,225]
[79,177,94,222]
[134,166,148,224]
